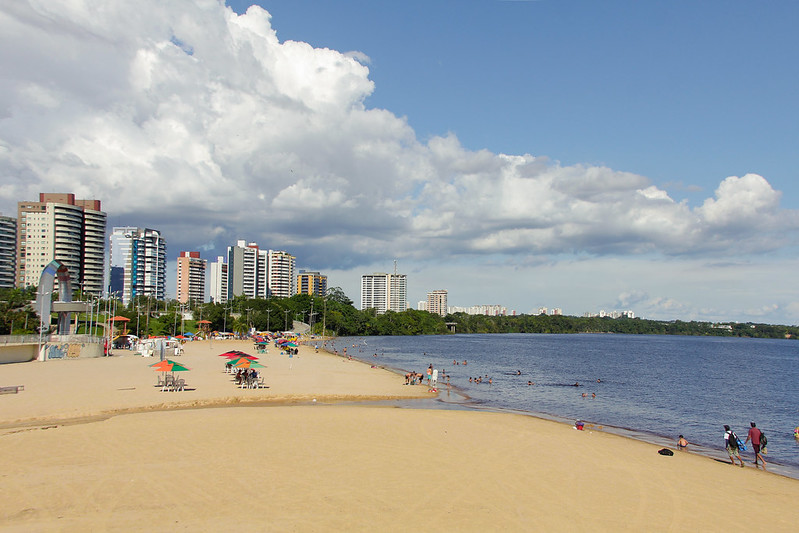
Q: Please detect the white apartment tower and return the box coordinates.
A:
[267,250,295,298]
[227,240,260,299]
[426,289,448,317]
[109,227,166,304]
[361,272,407,314]
[209,256,228,304]
[16,193,106,295]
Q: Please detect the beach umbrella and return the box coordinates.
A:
[149,359,172,370]
[235,359,265,369]
[224,353,258,360]
[151,359,190,372]
[283,342,298,348]
[227,356,259,366]
[218,350,249,357]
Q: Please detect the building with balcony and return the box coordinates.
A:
[361,272,407,314]
[0,214,16,288]
[176,251,207,304]
[266,250,296,298]
[296,270,327,297]
[209,256,228,304]
[16,193,106,295]
[109,227,166,304]
[426,289,448,317]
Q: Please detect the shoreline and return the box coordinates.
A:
[2,338,798,530]
[330,343,799,481]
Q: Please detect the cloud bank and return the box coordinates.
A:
[1,1,797,320]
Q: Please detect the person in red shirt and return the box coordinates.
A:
[745,422,767,471]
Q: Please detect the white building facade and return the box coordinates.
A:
[361,272,407,314]
[109,227,166,304]
[209,256,228,304]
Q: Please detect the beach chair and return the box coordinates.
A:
[156,374,165,387]
[256,376,266,389]
[162,374,174,392]
[174,378,186,392]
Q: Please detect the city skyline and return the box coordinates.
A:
[1,2,797,323]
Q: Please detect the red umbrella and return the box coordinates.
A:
[219,350,257,359]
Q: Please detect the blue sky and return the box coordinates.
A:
[1,1,798,323]
[233,0,798,209]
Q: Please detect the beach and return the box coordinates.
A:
[1,340,798,532]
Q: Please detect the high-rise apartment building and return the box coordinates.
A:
[209,256,228,304]
[361,272,407,314]
[109,227,166,304]
[176,251,206,304]
[267,250,295,298]
[0,215,16,288]
[226,241,296,300]
[426,289,448,317]
[16,193,106,295]
[296,270,327,297]
[227,240,261,299]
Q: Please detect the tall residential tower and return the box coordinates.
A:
[360,272,407,314]
[16,193,106,295]
[176,251,207,304]
[109,227,166,304]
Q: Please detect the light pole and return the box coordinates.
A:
[284,309,289,332]
[245,307,252,335]
[266,309,271,332]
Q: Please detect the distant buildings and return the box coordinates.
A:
[176,251,206,304]
[227,240,261,299]
[297,270,327,297]
[361,272,407,314]
[583,310,635,319]
[16,193,106,295]
[226,240,296,300]
[109,227,166,304]
[426,289,448,317]
[267,250,296,298]
[447,305,507,316]
[0,214,16,288]
[209,256,228,304]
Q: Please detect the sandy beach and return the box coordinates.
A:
[1,340,798,532]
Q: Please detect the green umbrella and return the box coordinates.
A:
[151,359,191,372]
[235,359,265,369]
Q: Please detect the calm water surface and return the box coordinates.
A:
[328,334,799,478]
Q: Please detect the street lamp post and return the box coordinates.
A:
[266,309,271,332]
[284,309,289,332]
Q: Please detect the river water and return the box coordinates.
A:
[327,333,799,478]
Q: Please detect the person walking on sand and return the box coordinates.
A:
[724,425,745,467]
[745,422,767,470]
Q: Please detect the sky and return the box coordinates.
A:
[1,0,798,323]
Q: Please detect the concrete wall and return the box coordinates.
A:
[0,335,104,364]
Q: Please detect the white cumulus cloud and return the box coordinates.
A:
[1,0,798,297]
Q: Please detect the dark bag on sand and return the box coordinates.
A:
[658,448,674,456]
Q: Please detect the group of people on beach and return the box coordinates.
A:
[724,422,767,470]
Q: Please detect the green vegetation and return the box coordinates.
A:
[1,286,797,340]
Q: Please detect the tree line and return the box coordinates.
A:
[0,286,797,340]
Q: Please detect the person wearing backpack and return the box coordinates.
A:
[745,422,767,471]
[724,425,745,467]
